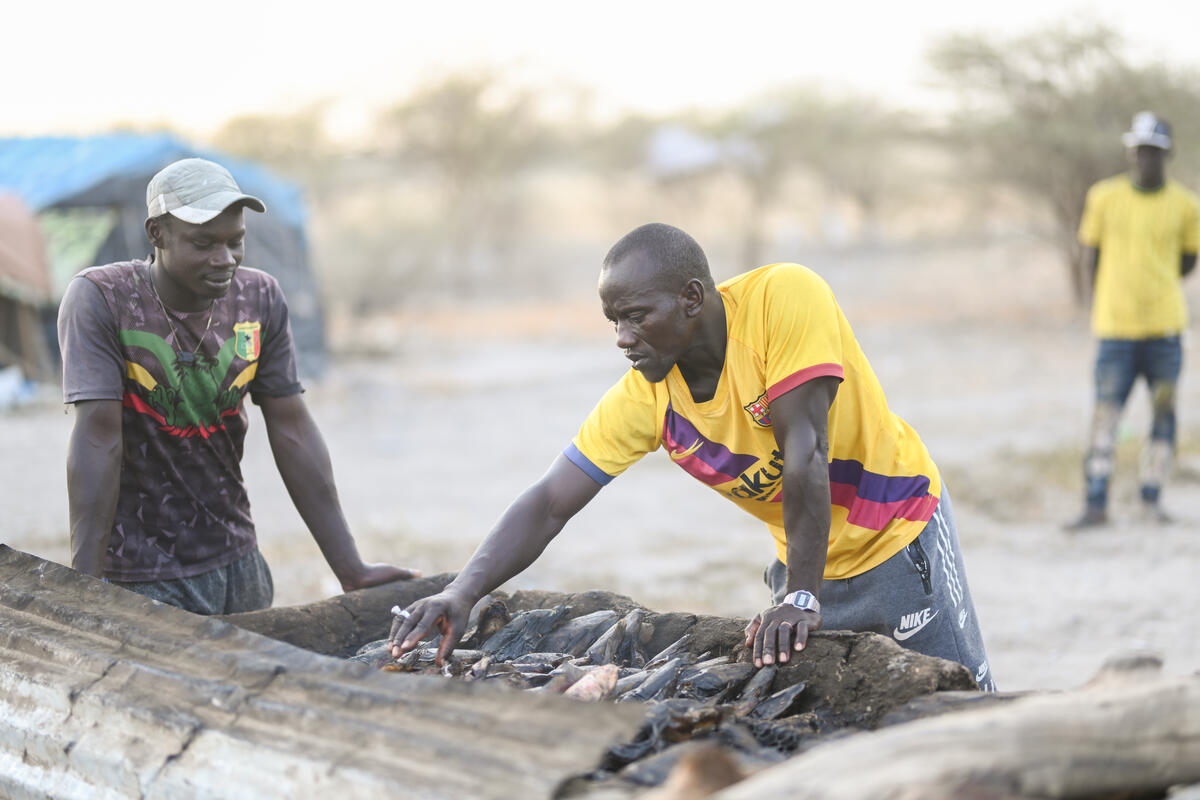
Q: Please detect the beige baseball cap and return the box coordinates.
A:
[146,158,266,223]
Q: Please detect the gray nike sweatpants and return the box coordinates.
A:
[765,488,996,691]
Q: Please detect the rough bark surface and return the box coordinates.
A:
[0,546,643,799]
[222,572,455,657]
[713,670,1200,800]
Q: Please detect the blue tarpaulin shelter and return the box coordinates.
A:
[0,133,325,375]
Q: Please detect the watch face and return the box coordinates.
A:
[786,591,815,610]
[782,594,820,614]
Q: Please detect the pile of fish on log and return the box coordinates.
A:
[342,588,981,794]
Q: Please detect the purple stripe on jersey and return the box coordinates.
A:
[827,458,931,503]
[662,405,759,487]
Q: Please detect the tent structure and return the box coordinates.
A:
[0,133,325,376]
[0,192,54,383]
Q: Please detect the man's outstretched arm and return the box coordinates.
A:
[388,454,603,663]
[67,399,124,577]
[258,392,421,591]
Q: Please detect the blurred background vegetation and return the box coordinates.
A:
[194,21,1200,338]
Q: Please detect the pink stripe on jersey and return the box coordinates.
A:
[829,481,939,531]
[768,363,844,401]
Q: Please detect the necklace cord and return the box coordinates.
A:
[147,265,216,362]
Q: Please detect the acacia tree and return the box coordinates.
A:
[928,22,1200,304]
[709,87,917,265]
[374,71,558,295]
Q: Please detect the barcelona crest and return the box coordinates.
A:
[744,392,771,427]
[233,321,262,362]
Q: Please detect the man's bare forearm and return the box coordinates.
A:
[66,402,123,576]
[263,397,366,582]
[780,449,831,598]
[449,487,568,600]
[769,375,839,601]
[449,455,601,601]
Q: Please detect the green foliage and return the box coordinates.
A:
[928,21,1200,302]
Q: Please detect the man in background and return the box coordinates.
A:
[58,158,419,613]
[1067,113,1200,529]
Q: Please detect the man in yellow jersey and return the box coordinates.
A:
[389,223,994,689]
[1067,113,1200,529]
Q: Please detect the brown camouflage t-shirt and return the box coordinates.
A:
[58,257,303,581]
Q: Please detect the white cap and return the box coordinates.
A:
[146,158,266,223]
[1121,112,1172,150]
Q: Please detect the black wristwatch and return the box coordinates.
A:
[781,589,820,613]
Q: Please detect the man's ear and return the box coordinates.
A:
[682,278,706,317]
[145,216,165,249]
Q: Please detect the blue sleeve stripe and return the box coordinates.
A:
[563,443,615,486]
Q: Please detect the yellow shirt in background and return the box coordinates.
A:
[565,263,940,580]
[1079,176,1200,338]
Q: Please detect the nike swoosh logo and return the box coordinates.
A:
[975,662,989,682]
[668,441,702,461]
[893,609,939,641]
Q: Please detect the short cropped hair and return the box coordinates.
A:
[603,223,715,292]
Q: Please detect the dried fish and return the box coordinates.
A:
[617,741,745,790]
[619,657,683,703]
[644,634,691,669]
[464,654,492,682]
[347,643,396,670]
[687,654,733,671]
[614,669,651,696]
[354,603,822,790]
[537,660,590,694]
[677,662,757,704]
[481,605,571,661]
[584,617,626,666]
[375,647,484,675]
[460,598,512,650]
[353,638,389,657]
[605,699,724,766]
[732,665,778,717]
[509,652,573,673]
[615,608,650,668]
[539,610,619,656]
[747,681,808,721]
[563,663,620,701]
[380,645,435,672]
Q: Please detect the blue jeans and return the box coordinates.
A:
[112,546,274,615]
[1084,336,1183,508]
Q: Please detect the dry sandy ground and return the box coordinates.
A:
[4,238,1198,692]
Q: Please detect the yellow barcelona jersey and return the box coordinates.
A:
[566,263,941,580]
[1079,176,1200,338]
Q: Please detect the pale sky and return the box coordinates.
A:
[3,0,1198,139]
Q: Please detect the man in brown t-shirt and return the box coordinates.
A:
[57,157,418,614]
